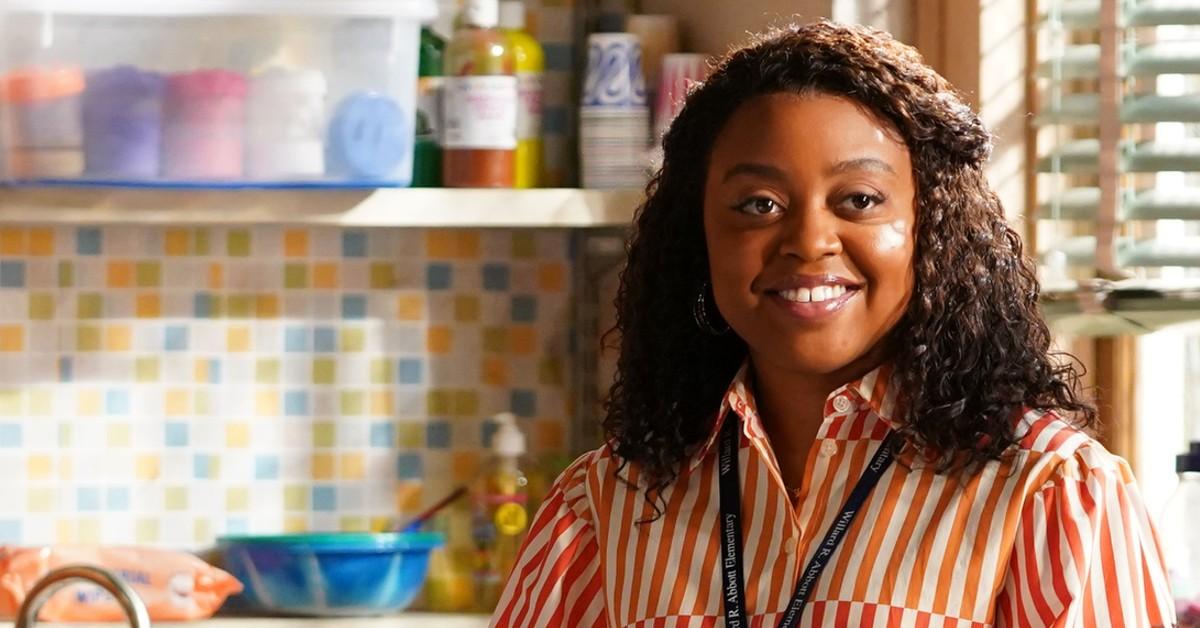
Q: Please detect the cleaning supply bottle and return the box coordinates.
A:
[1163,441,1200,627]
[499,1,544,188]
[413,26,445,187]
[443,0,518,187]
[471,412,530,612]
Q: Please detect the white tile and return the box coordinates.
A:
[337,422,369,448]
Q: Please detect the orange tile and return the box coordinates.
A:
[340,453,366,480]
[256,391,279,417]
[538,263,566,292]
[135,455,160,480]
[227,327,251,352]
[0,228,25,255]
[193,360,209,383]
[482,356,509,386]
[165,389,190,416]
[395,482,423,515]
[208,263,223,290]
[452,451,481,483]
[312,263,339,289]
[0,325,23,352]
[510,326,536,355]
[284,230,309,257]
[425,230,455,259]
[256,295,280,319]
[28,229,54,256]
[165,229,190,256]
[535,420,566,451]
[369,391,394,416]
[427,326,453,353]
[312,453,335,480]
[135,294,161,318]
[104,325,132,351]
[457,231,481,258]
[107,261,133,288]
[397,294,424,321]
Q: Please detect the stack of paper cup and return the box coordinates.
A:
[654,53,709,144]
[580,33,650,189]
[626,15,680,110]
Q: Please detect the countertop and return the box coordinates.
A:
[42,614,492,627]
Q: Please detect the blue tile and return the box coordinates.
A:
[511,389,536,418]
[284,391,310,417]
[193,294,214,318]
[342,295,366,320]
[0,424,20,447]
[426,422,451,448]
[482,264,510,291]
[164,422,188,447]
[342,231,368,258]
[511,295,538,322]
[77,486,101,511]
[106,487,130,511]
[0,261,25,288]
[284,327,309,352]
[369,422,394,447]
[398,359,423,385]
[255,455,279,480]
[105,390,130,415]
[58,357,72,383]
[0,520,21,543]
[193,454,213,479]
[76,228,101,255]
[396,453,423,480]
[482,420,499,448]
[208,359,222,384]
[164,325,189,351]
[313,327,336,352]
[426,264,452,290]
[225,518,249,534]
[312,486,337,511]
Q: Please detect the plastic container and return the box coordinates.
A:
[216,532,444,617]
[1163,441,1200,627]
[0,0,437,187]
[470,412,531,612]
[500,0,544,189]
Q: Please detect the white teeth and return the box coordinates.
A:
[778,285,850,303]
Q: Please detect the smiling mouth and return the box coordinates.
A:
[775,285,854,304]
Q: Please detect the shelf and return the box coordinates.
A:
[0,187,643,228]
[1037,139,1200,173]
[1037,186,1200,220]
[1042,280,1200,336]
[1043,1,1200,28]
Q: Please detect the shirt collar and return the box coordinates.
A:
[686,361,901,474]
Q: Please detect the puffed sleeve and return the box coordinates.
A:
[994,444,1176,627]
[491,452,608,628]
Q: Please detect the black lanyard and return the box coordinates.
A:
[717,411,900,628]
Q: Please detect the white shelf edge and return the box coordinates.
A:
[0,187,643,228]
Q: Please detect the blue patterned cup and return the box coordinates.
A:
[582,33,648,109]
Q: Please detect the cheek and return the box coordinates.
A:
[852,221,916,295]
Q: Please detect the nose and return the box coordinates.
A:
[776,199,842,261]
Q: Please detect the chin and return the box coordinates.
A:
[758,345,867,377]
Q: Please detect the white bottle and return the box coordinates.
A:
[470,412,530,612]
[1162,441,1200,627]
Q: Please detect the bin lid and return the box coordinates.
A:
[0,0,437,19]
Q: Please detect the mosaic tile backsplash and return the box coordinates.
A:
[0,226,573,548]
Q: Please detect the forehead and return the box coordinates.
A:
[708,92,911,174]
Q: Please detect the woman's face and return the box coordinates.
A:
[703,92,916,377]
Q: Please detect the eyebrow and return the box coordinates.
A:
[721,162,787,183]
[721,157,897,183]
[829,157,896,176]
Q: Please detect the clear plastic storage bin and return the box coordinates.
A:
[0,0,436,187]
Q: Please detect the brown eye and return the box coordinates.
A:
[840,192,885,212]
[734,197,782,216]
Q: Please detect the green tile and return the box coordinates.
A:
[58,261,74,288]
[136,261,161,287]
[483,327,507,353]
[312,358,335,385]
[339,516,369,532]
[539,357,564,386]
[370,263,395,289]
[256,359,280,384]
[0,390,23,415]
[77,326,101,351]
[427,389,452,415]
[370,359,393,384]
[284,485,308,510]
[313,422,335,447]
[340,391,365,415]
[397,423,423,448]
[77,294,102,319]
[194,390,211,416]
[58,423,72,446]
[28,293,54,320]
[28,390,52,415]
[194,230,211,256]
[284,264,308,289]
[455,295,480,322]
[453,390,479,417]
[164,487,188,511]
[512,233,537,258]
[135,357,159,382]
[340,328,365,352]
[227,230,251,257]
[227,295,253,318]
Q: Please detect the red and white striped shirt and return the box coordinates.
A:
[493,364,1176,627]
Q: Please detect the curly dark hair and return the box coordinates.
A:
[603,20,1095,498]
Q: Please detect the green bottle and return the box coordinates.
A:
[413,27,445,187]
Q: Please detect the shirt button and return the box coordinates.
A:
[819,440,839,457]
[784,536,798,554]
[832,395,852,413]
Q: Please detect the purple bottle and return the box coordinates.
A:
[82,66,166,179]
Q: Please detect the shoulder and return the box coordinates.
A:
[1011,407,1137,488]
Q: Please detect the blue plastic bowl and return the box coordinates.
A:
[216,532,444,616]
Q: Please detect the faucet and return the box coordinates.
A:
[15,564,151,628]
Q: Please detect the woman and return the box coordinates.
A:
[494,21,1175,627]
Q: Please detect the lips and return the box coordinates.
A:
[763,274,863,320]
